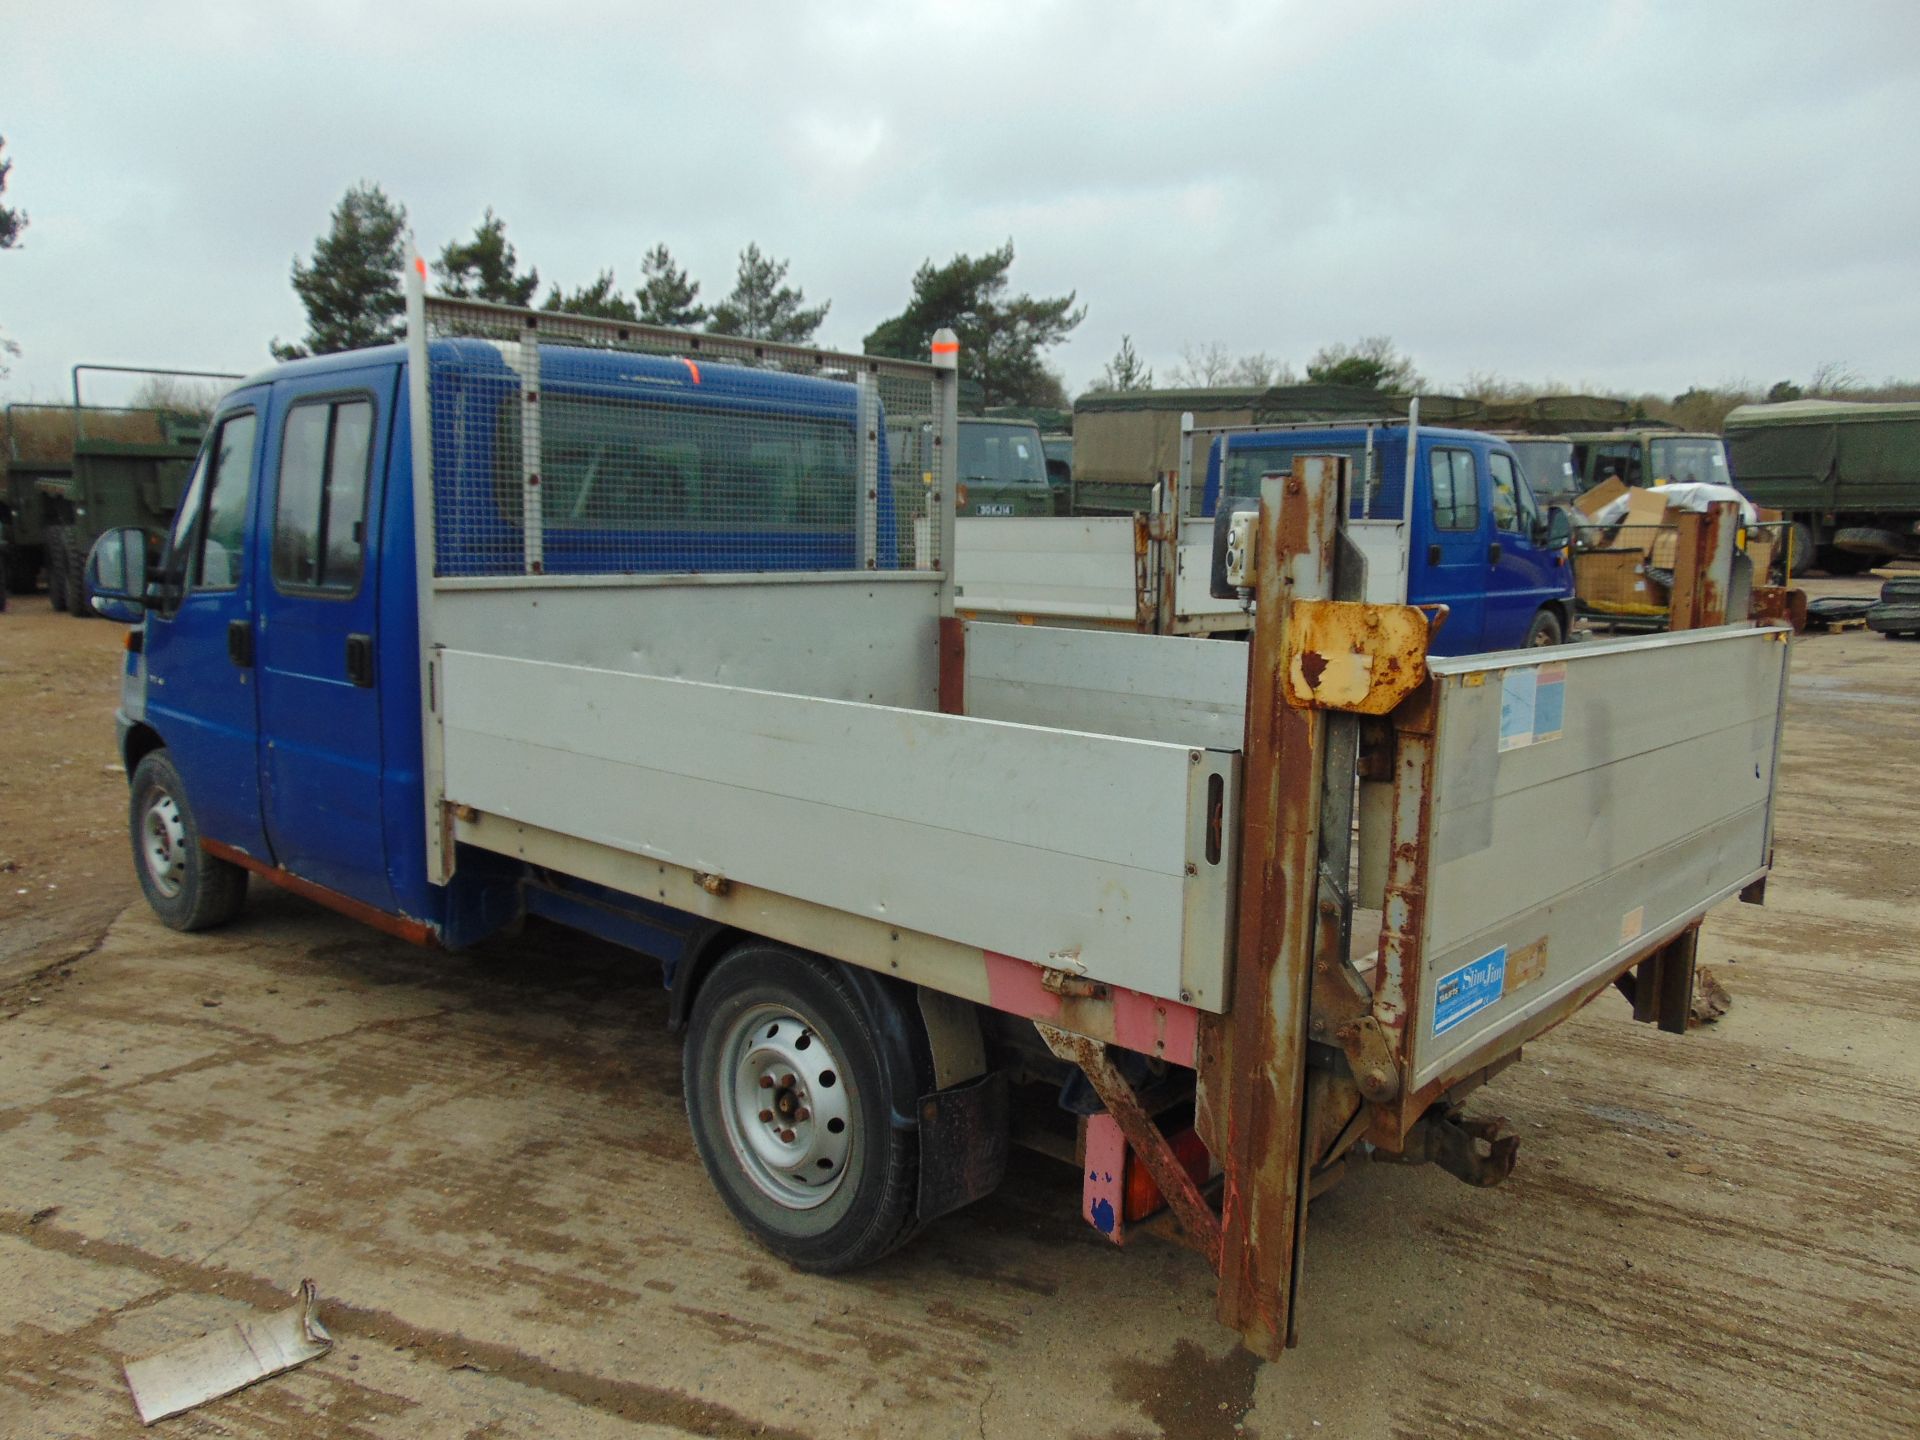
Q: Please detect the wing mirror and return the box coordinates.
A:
[85,527,149,623]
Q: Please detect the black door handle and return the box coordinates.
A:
[1428,544,1442,566]
[227,619,253,668]
[345,633,375,688]
[1489,541,1503,564]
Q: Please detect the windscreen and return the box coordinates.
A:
[959,424,1047,486]
[1509,441,1579,503]
[1651,437,1728,486]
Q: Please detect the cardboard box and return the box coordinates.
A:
[1574,477,1629,520]
[1574,548,1669,612]
[1613,487,1673,565]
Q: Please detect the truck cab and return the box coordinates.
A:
[1568,429,1730,492]
[957,417,1057,516]
[1200,423,1575,653]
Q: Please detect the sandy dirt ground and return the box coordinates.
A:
[1,582,1916,1440]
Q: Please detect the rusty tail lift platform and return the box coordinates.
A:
[1036,455,1788,1358]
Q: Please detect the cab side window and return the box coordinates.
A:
[1430,448,1479,531]
[1488,451,1522,534]
[274,397,374,594]
[182,411,257,593]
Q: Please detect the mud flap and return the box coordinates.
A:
[916,1070,1009,1223]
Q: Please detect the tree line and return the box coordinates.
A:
[1091,329,1920,429]
[271,183,1087,411]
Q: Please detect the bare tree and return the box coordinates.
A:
[1167,341,1235,388]
[1807,360,1859,397]
[1227,352,1294,387]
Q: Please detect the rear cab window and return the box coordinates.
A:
[274,396,374,595]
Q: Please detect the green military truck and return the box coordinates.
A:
[1565,428,1730,492]
[2,366,235,613]
[1723,399,1920,573]
[2,404,74,596]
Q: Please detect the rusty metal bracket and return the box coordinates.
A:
[1041,968,1110,1001]
[1037,1022,1223,1274]
[1375,1106,1518,1188]
[1306,947,1401,1104]
[1284,600,1433,714]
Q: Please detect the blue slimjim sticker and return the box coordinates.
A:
[1433,946,1508,1036]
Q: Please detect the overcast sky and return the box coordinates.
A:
[3,0,1917,405]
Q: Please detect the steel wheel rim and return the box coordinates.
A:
[718,1002,854,1210]
[141,789,188,898]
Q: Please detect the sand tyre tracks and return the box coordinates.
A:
[129,750,249,932]
[683,943,926,1274]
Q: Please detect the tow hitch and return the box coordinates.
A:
[1377,1106,1520,1188]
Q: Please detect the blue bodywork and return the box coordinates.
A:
[118,340,892,947]
[1200,424,1573,655]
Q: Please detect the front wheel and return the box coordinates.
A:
[1526,608,1565,647]
[683,944,922,1273]
[65,531,92,617]
[45,527,69,611]
[129,751,249,931]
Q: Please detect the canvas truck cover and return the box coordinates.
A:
[1070,385,1487,502]
[1724,399,1920,513]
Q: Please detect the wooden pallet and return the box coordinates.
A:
[1806,616,1867,633]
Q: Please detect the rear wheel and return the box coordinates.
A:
[683,943,922,1273]
[45,527,69,610]
[1525,608,1565,647]
[129,750,249,931]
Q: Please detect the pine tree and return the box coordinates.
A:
[636,244,706,328]
[707,244,829,342]
[272,183,409,360]
[865,242,1083,410]
[1096,335,1152,391]
[435,209,539,306]
[0,135,25,251]
[0,135,25,376]
[1305,336,1422,393]
[539,271,640,322]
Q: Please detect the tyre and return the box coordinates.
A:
[1882,576,1920,604]
[1866,601,1920,638]
[1786,521,1816,579]
[683,943,924,1273]
[65,530,92,616]
[45,526,69,611]
[129,750,249,931]
[1525,608,1564,647]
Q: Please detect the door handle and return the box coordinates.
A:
[227,619,253,668]
[1427,544,1442,566]
[1488,541,1503,564]
[345,633,375,688]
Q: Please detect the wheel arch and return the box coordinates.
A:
[121,721,167,780]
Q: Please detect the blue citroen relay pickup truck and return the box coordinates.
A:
[1202,423,1574,652]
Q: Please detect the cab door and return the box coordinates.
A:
[1484,448,1567,648]
[254,365,398,910]
[1411,443,1487,654]
[137,394,272,860]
